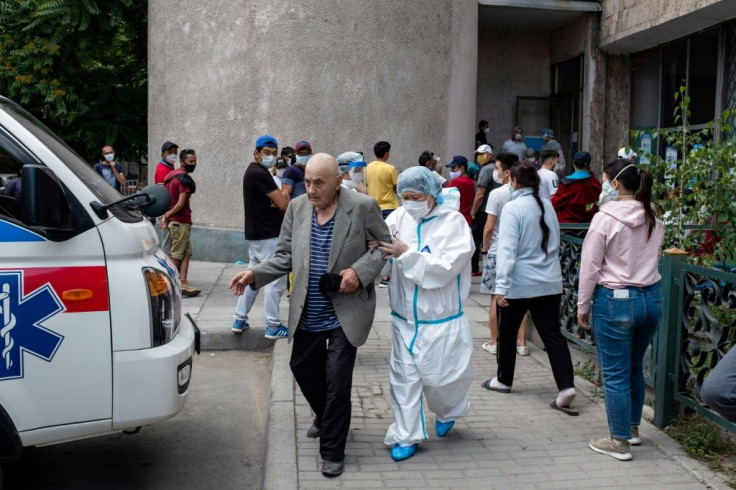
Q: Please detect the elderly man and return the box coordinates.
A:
[230,153,390,477]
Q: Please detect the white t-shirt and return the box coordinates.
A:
[538,168,559,201]
[484,183,513,255]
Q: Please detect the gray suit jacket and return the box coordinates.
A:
[251,189,391,347]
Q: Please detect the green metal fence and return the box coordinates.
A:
[558,224,736,432]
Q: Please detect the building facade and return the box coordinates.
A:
[149,0,736,260]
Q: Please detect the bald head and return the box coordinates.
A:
[305,152,340,177]
[305,153,342,210]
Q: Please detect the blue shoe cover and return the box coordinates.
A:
[435,420,455,437]
[390,443,417,461]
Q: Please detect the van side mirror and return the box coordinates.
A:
[137,184,171,218]
[21,165,71,229]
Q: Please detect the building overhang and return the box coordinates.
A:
[600,1,736,53]
[479,0,601,30]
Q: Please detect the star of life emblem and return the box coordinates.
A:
[0,271,64,380]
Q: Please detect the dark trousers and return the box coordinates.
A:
[290,327,357,462]
[496,294,574,391]
[470,213,486,273]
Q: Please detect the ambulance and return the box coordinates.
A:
[0,96,199,480]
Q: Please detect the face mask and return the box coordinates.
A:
[183,164,196,173]
[600,181,618,204]
[276,169,286,178]
[104,153,115,162]
[492,169,503,185]
[351,171,364,182]
[484,128,490,134]
[296,155,310,166]
[166,153,177,164]
[514,133,523,141]
[478,154,489,165]
[284,157,292,165]
[261,155,276,168]
[450,170,462,180]
[403,199,431,220]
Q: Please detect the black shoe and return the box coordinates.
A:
[306,423,320,438]
[321,459,344,477]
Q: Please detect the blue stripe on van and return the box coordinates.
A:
[0,220,45,242]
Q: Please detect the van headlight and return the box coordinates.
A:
[143,267,181,346]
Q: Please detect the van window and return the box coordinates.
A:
[0,98,143,223]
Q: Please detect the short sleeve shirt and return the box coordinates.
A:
[94,162,124,192]
[282,164,306,198]
[155,160,175,185]
[164,168,192,224]
[365,161,399,210]
[243,162,283,240]
[484,184,513,255]
[538,168,559,201]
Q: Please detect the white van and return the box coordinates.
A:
[0,97,199,479]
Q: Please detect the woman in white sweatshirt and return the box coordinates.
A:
[578,159,663,461]
[481,162,577,416]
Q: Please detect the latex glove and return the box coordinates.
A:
[378,236,409,259]
[339,267,360,293]
[229,270,254,296]
[577,312,591,330]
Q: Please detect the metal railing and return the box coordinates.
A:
[557,224,736,432]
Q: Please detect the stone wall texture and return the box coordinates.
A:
[149,0,477,229]
[600,0,725,48]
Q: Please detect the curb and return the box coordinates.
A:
[200,327,279,350]
[527,343,732,490]
[262,339,298,489]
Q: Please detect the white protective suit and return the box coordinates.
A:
[383,203,475,446]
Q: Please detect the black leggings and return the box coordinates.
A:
[496,294,574,391]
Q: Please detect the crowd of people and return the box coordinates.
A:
[143,124,669,476]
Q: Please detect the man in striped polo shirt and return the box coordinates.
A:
[230,153,390,477]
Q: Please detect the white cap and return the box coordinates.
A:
[475,144,493,154]
[618,147,637,160]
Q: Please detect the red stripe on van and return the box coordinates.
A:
[2,267,109,313]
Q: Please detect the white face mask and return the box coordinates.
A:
[261,155,276,168]
[351,171,364,182]
[492,169,503,185]
[296,155,310,166]
[514,133,523,141]
[450,170,462,180]
[276,168,286,178]
[484,128,490,134]
[165,153,177,164]
[104,153,115,162]
[403,199,431,220]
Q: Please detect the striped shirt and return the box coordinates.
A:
[297,210,340,332]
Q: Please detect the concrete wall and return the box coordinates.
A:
[476,28,551,152]
[600,0,734,51]
[148,0,477,231]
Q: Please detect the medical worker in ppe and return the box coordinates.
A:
[337,151,367,193]
[379,166,475,462]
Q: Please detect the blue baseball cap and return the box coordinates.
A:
[255,134,278,149]
[446,155,468,168]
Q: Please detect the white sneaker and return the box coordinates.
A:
[481,342,497,355]
[516,345,529,356]
[629,426,641,446]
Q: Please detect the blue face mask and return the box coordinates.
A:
[602,180,619,199]
[296,155,310,166]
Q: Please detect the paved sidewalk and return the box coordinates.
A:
[184,261,728,489]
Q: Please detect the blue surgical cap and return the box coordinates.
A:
[398,166,442,200]
[255,134,278,149]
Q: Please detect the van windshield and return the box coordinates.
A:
[0,98,134,209]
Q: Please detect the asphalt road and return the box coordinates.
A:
[4,350,271,489]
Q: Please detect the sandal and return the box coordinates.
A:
[481,378,510,393]
[550,400,579,416]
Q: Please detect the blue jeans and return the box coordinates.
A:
[592,282,662,440]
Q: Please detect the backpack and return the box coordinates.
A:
[164,172,196,194]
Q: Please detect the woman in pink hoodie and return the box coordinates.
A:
[577,159,664,462]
